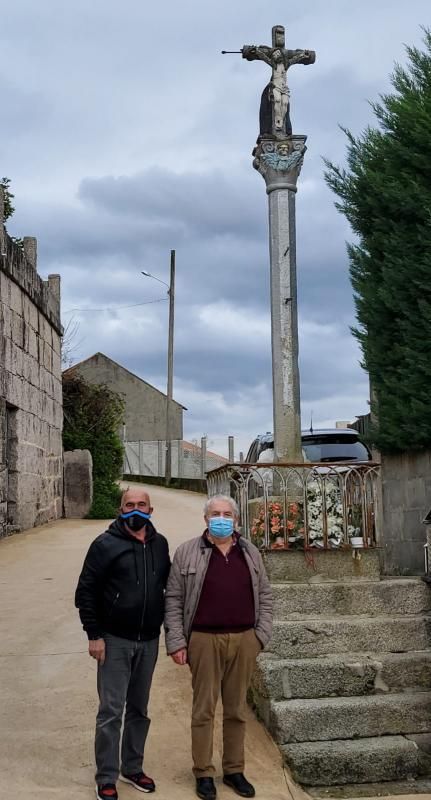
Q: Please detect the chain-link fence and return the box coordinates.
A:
[123,437,232,480]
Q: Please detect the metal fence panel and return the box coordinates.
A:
[123,438,229,479]
[207,461,381,551]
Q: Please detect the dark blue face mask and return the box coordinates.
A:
[121,510,151,532]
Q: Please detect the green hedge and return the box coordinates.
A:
[63,372,124,518]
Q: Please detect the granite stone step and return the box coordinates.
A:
[252,650,431,700]
[272,578,431,619]
[270,692,431,744]
[309,778,431,798]
[269,615,431,659]
[282,735,431,787]
[263,548,380,582]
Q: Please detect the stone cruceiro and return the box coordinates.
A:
[242,25,316,462]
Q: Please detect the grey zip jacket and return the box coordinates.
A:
[164,533,273,655]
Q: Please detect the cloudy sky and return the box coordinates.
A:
[2,0,429,455]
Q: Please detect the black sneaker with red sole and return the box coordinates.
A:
[96,785,118,800]
[120,772,156,793]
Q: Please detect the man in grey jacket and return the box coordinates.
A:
[165,494,273,800]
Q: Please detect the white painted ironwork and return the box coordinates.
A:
[206,462,380,550]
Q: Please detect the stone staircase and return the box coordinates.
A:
[251,552,431,795]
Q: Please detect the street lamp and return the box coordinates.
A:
[141,271,170,292]
[141,249,176,483]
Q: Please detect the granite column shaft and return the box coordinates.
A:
[253,135,306,462]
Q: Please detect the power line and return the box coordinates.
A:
[62,297,167,315]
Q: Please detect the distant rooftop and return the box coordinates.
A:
[63,352,187,410]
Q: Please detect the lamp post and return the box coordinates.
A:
[141,249,176,483]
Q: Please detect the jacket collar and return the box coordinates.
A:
[201,530,242,549]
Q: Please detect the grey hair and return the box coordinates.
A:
[204,494,239,518]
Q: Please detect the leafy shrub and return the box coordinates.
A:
[63,373,125,518]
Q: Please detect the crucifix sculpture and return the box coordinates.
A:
[223,25,315,138]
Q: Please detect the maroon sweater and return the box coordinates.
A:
[192,537,255,634]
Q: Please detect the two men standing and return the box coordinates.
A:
[76,490,273,800]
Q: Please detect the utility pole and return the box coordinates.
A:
[165,249,175,483]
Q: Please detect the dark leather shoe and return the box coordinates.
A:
[223,773,255,798]
[196,777,217,799]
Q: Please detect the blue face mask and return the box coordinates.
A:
[121,510,151,532]
[208,516,234,538]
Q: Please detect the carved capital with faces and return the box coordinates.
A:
[253,135,307,193]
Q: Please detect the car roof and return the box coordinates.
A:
[255,428,359,443]
[301,428,358,437]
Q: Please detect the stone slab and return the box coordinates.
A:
[252,650,431,700]
[310,779,431,797]
[272,578,431,619]
[282,735,431,787]
[63,449,93,518]
[271,692,431,744]
[269,615,431,659]
[263,549,381,583]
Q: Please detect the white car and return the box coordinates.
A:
[245,428,371,464]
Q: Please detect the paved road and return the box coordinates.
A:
[0,483,298,800]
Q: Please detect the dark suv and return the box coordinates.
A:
[245,428,371,463]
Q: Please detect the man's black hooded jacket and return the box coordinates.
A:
[75,518,171,641]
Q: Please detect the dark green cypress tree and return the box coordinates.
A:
[325,30,431,453]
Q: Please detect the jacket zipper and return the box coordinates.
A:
[138,543,148,640]
[243,549,259,626]
[187,549,212,636]
[108,592,120,616]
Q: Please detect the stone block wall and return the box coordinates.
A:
[0,188,63,537]
[380,450,431,575]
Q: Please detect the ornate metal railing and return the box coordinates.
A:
[207,462,381,551]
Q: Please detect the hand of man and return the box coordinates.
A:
[171,648,187,665]
[89,638,106,665]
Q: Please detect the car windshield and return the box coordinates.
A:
[302,435,370,463]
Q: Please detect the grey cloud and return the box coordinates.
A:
[3,0,429,443]
[10,161,360,335]
[78,168,265,239]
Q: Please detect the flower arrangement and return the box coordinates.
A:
[250,479,365,549]
[251,501,303,549]
[306,480,344,549]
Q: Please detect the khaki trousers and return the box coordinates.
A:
[188,629,261,778]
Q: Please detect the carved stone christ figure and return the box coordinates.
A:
[242,25,315,137]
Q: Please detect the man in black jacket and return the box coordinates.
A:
[75,487,171,800]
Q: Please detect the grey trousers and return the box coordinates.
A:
[95,633,159,785]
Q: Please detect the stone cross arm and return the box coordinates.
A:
[241,44,315,69]
[286,48,316,67]
[242,45,274,66]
